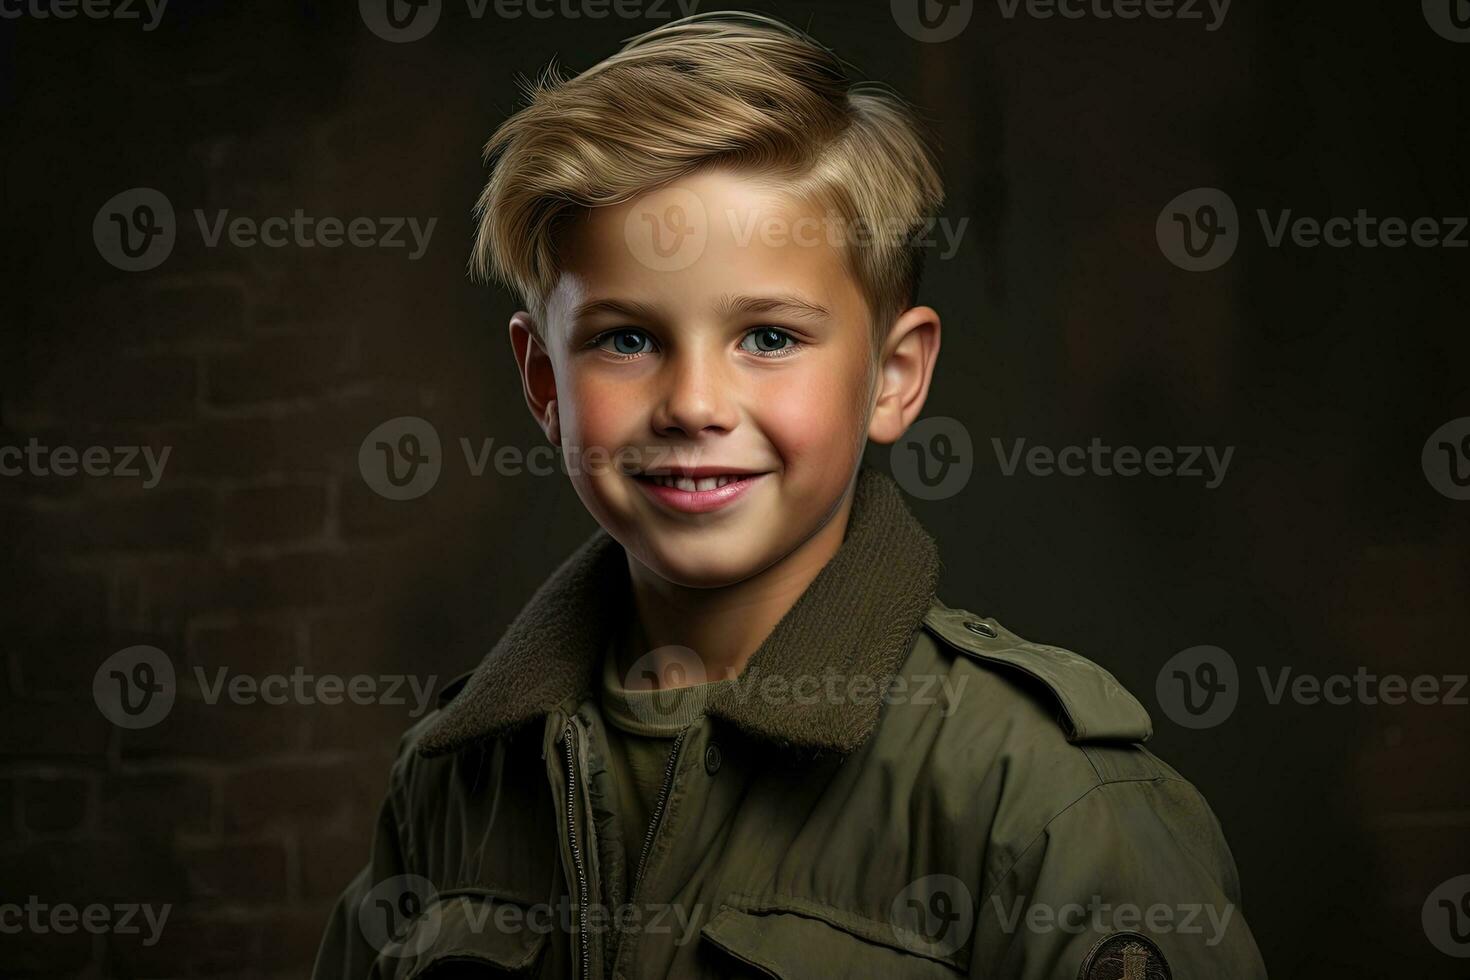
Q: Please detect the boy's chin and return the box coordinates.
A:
[629,536,776,590]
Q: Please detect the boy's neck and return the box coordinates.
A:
[617,487,857,690]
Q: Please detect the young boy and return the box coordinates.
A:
[314,13,1267,979]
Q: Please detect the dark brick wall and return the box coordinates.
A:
[1,2,1467,977]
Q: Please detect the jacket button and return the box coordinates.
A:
[964,620,998,638]
[703,743,723,775]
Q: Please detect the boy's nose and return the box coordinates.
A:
[651,349,738,436]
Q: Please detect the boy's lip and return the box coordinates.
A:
[634,466,765,478]
[631,471,768,514]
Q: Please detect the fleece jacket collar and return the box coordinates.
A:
[417,465,940,758]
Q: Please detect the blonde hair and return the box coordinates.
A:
[470,11,944,349]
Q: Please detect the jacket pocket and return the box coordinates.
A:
[699,906,962,980]
[372,893,549,979]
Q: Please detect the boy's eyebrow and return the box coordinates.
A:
[715,293,832,323]
[569,294,834,326]
[569,298,663,324]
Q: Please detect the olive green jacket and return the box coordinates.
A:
[313,467,1267,979]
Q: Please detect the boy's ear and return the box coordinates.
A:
[868,305,941,446]
[508,311,561,447]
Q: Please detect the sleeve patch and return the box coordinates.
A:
[1078,931,1172,980]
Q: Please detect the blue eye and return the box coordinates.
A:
[595,329,654,357]
[739,327,797,357]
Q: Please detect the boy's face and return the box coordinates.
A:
[516,167,933,588]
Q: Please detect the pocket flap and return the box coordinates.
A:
[700,906,961,980]
[378,893,549,978]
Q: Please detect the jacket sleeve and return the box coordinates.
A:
[311,781,410,979]
[970,775,1269,979]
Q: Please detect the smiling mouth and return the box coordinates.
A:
[634,473,752,492]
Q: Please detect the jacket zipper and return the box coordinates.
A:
[631,726,689,896]
[562,724,590,980]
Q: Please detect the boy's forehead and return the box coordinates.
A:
[548,169,863,331]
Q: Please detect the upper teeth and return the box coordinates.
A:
[646,474,741,491]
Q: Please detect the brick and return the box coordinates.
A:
[188,620,299,677]
[104,279,249,348]
[0,567,109,634]
[217,483,328,546]
[254,907,336,971]
[29,489,213,554]
[221,552,387,612]
[101,771,213,837]
[0,433,176,499]
[108,909,257,977]
[222,763,363,834]
[0,778,15,840]
[299,832,371,902]
[306,610,397,676]
[0,840,187,905]
[24,354,197,425]
[21,775,91,833]
[16,632,179,699]
[307,699,428,757]
[0,923,95,976]
[179,841,289,902]
[158,394,419,481]
[0,702,113,762]
[128,552,388,622]
[338,476,424,539]
[205,332,356,407]
[118,699,306,762]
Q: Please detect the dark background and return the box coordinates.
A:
[2,0,1467,976]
